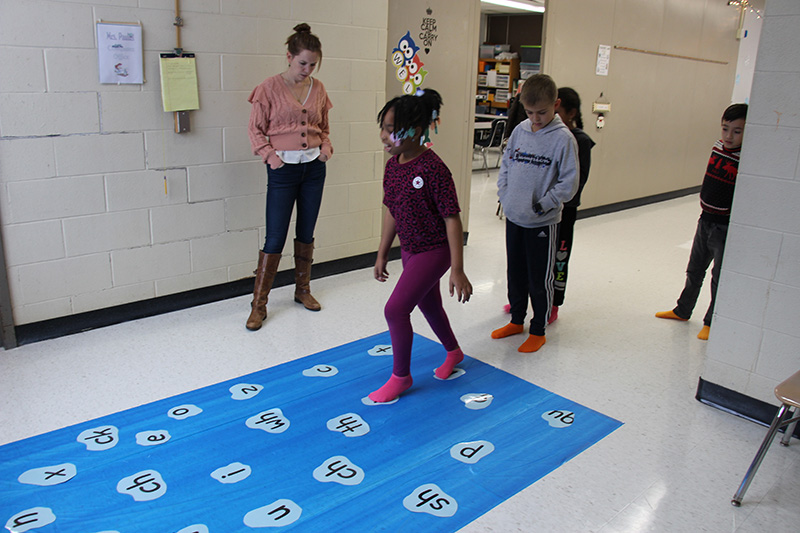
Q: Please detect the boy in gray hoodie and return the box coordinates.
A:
[492,74,579,352]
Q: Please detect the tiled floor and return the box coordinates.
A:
[2,167,799,532]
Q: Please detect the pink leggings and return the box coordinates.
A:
[385,245,459,376]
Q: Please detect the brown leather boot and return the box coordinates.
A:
[246,251,281,330]
[293,239,321,311]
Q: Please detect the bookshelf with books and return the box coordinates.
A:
[476,58,519,111]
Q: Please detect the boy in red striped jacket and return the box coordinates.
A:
[655,103,748,340]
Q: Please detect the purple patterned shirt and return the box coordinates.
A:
[383,149,461,253]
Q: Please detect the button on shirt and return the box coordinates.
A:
[277,107,316,163]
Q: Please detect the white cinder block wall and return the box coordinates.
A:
[0,0,388,325]
[704,0,800,403]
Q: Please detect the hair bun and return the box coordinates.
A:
[293,23,311,33]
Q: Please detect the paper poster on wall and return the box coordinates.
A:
[159,54,200,112]
[391,31,428,95]
[419,8,438,54]
[97,22,144,84]
[596,45,611,76]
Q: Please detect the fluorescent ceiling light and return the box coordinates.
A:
[481,0,545,13]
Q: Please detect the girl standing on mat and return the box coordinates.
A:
[245,23,333,331]
[369,88,473,403]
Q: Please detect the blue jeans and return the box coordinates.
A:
[263,158,326,253]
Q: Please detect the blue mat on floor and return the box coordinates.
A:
[1,332,621,532]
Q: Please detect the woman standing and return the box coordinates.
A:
[246,23,333,331]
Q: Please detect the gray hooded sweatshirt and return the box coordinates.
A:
[497,114,579,228]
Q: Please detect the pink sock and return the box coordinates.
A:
[547,305,559,325]
[435,348,464,379]
[369,374,413,403]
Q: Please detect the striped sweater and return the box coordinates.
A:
[700,140,740,224]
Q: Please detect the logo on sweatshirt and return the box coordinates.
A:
[511,149,552,168]
[412,176,424,189]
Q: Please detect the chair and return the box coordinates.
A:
[731,369,800,506]
[473,118,507,174]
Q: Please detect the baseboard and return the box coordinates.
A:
[577,186,701,220]
[9,188,701,348]
[13,247,402,347]
[696,377,800,438]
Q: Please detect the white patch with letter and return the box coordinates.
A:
[177,526,208,533]
[302,364,338,377]
[243,499,302,528]
[247,408,290,434]
[542,409,575,428]
[4,507,56,532]
[460,393,493,410]
[77,425,118,451]
[450,440,495,464]
[327,413,370,437]
[116,470,166,502]
[368,345,393,356]
[135,430,170,447]
[211,462,251,484]
[313,455,365,486]
[403,483,457,517]
[230,383,263,400]
[168,404,202,420]
[361,395,398,406]
[18,463,76,486]
[434,367,465,380]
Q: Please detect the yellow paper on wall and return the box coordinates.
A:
[159,56,200,112]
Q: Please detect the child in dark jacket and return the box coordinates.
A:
[656,103,748,340]
[549,87,596,324]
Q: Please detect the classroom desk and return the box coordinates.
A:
[474,122,493,130]
[475,113,503,121]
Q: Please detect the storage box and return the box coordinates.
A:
[520,61,540,80]
[494,74,510,88]
[493,44,511,55]
[520,45,541,64]
[479,45,494,59]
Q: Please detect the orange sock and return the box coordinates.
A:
[518,334,546,353]
[491,322,524,339]
[655,310,688,321]
[697,325,710,340]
